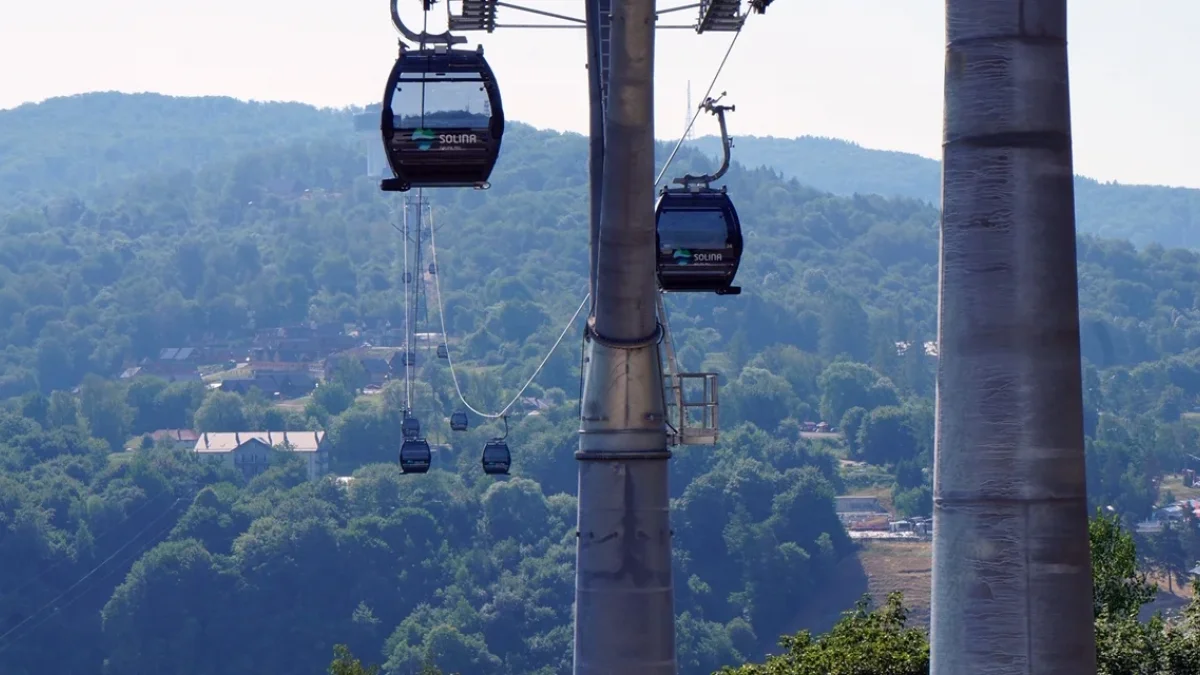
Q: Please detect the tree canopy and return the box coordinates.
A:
[0,92,1197,674]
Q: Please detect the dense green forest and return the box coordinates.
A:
[688,134,1200,249]
[333,513,1200,675]
[1,92,1200,674]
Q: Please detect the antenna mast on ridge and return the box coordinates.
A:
[684,81,695,141]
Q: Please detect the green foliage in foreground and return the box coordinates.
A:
[714,512,1200,675]
[330,644,383,675]
[334,511,1200,674]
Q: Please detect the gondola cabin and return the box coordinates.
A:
[481,440,511,475]
[380,46,505,192]
[437,345,448,359]
[399,438,431,474]
[428,263,437,275]
[402,416,421,440]
[655,188,743,295]
[450,411,469,431]
[404,351,417,366]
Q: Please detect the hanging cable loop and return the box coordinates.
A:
[427,204,589,419]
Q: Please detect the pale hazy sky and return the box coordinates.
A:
[3,0,1197,188]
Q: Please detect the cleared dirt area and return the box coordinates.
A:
[785,539,931,638]
[857,539,933,625]
[818,543,1192,631]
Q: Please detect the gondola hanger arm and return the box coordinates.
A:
[671,93,736,189]
[392,0,467,45]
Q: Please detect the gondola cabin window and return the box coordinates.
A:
[658,209,731,253]
[391,73,491,132]
[378,48,505,191]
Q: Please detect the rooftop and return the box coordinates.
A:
[150,429,200,442]
[194,431,325,453]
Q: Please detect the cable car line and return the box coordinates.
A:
[401,195,414,414]
[426,203,588,420]
[382,0,746,474]
[396,192,433,474]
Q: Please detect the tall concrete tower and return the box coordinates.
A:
[930,1,1097,673]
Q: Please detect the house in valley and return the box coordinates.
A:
[192,431,327,481]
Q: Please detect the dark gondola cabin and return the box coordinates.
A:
[428,263,437,275]
[380,46,505,192]
[404,351,417,366]
[655,188,743,295]
[402,416,421,439]
[450,411,469,431]
[399,438,431,474]
[481,440,510,475]
[437,345,448,359]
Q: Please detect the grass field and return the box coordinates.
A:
[203,366,252,383]
[799,431,843,440]
[1159,473,1200,502]
[107,451,136,467]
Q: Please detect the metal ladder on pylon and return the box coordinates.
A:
[597,0,612,112]
[657,293,719,446]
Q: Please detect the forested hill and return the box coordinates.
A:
[0,93,353,211]
[687,134,1200,250]
[2,92,1200,675]
[6,92,1200,250]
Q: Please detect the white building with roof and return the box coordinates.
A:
[193,431,328,481]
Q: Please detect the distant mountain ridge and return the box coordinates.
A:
[0,92,354,211]
[3,92,1198,250]
[688,134,1200,250]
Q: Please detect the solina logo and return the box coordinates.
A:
[411,128,435,151]
[672,249,693,266]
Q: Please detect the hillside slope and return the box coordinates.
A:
[0,92,353,210]
[5,93,1200,249]
[688,134,1200,250]
[2,93,1200,675]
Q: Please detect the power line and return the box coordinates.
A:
[0,516,180,655]
[0,498,183,652]
[426,204,589,419]
[0,488,173,607]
